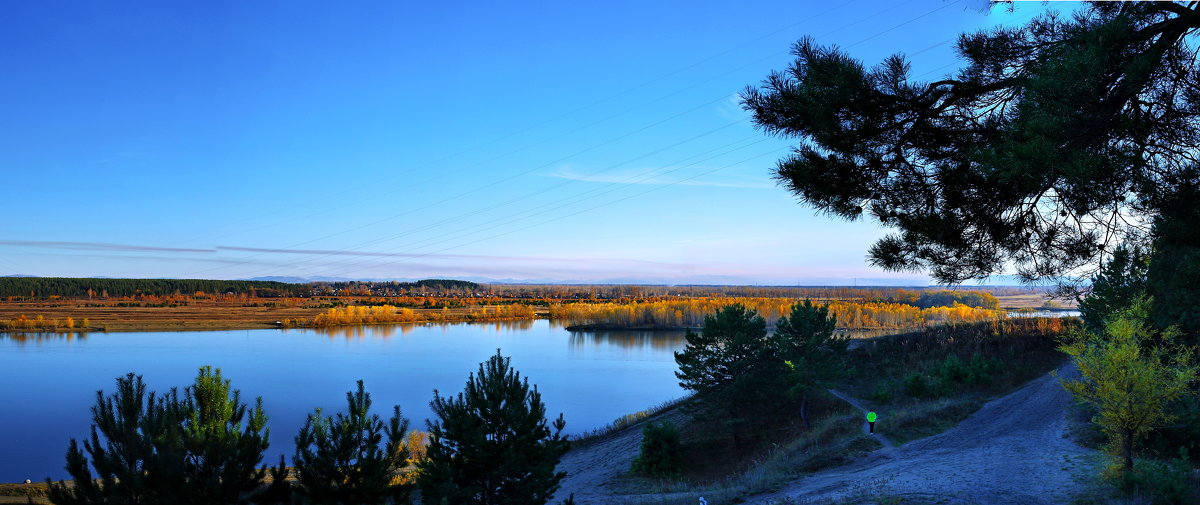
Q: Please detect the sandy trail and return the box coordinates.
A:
[556,363,1097,505]
[826,389,895,449]
[554,408,690,505]
[746,363,1097,505]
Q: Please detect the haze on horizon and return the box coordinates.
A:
[1,1,1054,286]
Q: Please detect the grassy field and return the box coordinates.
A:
[0,297,552,332]
[0,289,1066,334]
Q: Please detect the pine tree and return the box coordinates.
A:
[47,373,184,505]
[293,380,411,505]
[47,370,273,505]
[417,350,570,505]
[772,300,848,429]
[179,366,270,504]
[251,456,292,505]
[673,304,771,443]
[742,2,1200,287]
[630,421,682,478]
[1077,245,1149,335]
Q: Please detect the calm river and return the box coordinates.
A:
[0,320,688,483]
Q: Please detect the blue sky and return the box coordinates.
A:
[0,0,1059,285]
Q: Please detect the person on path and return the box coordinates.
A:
[866,411,877,434]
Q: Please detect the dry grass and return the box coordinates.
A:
[0,482,48,504]
[995,293,1078,309]
[0,297,550,332]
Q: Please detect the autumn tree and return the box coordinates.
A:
[417,350,570,505]
[1058,299,1198,472]
[742,2,1200,312]
[293,381,411,505]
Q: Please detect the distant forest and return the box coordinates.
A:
[0,277,309,298]
[0,276,1034,301]
[0,278,485,298]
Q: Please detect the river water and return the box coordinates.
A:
[0,315,1070,483]
[0,320,690,482]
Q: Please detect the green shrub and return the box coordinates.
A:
[869,381,894,403]
[1113,454,1197,505]
[966,353,999,386]
[903,372,933,398]
[1144,395,1200,464]
[934,354,968,384]
[631,421,683,477]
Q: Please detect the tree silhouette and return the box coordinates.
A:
[743,2,1200,287]
[418,350,569,505]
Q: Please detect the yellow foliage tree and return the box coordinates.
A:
[1058,299,1198,472]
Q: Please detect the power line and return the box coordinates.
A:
[243,135,774,278]
[188,0,961,278]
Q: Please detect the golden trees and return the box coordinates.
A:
[548,298,1003,329]
[1058,301,1198,472]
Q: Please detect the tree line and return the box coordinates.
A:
[0,277,1036,303]
[48,353,573,505]
[0,278,306,298]
[549,297,1004,330]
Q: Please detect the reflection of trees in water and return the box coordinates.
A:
[0,331,89,344]
[304,324,410,339]
[568,330,686,352]
[304,319,536,339]
[568,328,903,353]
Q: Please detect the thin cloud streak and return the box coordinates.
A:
[0,239,683,267]
[216,246,680,266]
[0,240,214,254]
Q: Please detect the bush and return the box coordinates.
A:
[1143,395,1200,464]
[1112,454,1198,505]
[869,381,894,403]
[934,354,968,384]
[631,421,682,477]
[965,353,1000,387]
[903,372,933,398]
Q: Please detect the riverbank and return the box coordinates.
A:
[0,289,1068,335]
[0,297,552,333]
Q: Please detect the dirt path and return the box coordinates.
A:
[747,363,1098,505]
[554,408,692,505]
[826,389,895,449]
[555,363,1097,505]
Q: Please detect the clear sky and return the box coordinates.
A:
[0,0,1061,285]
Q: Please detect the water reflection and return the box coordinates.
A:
[1008,310,1081,318]
[567,329,686,352]
[564,327,907,355]
[0,331,89,345]
[303,319,538,339]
